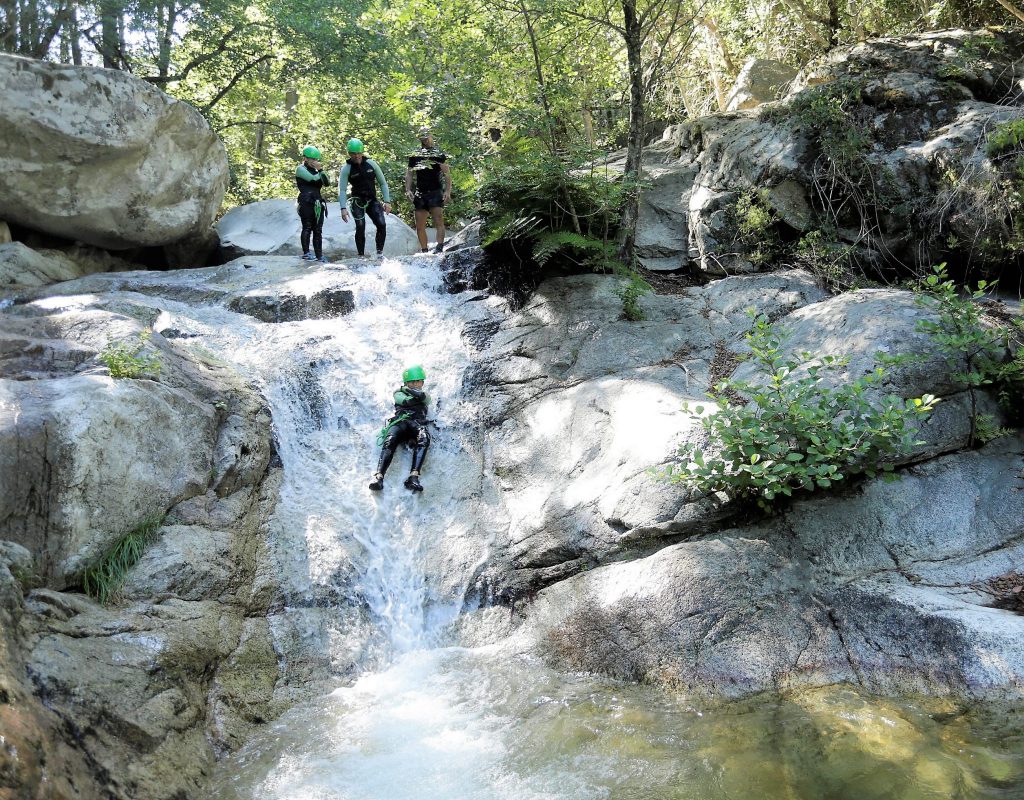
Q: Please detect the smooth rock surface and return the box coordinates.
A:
[216,198,421,260]
[510,437,1024,700]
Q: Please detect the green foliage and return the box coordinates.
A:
[914,265,1021,446]
[98,332,162,379]
[80,516,163,605]
[765,80,870,167]
[730,190,784,266]
[11,564,43,594]
[479,153,652,317]
[617,273,651,321]
[665,311,936,511]
[985,119,1024,158]
[936,33,1003,81]
[796,229,858,291]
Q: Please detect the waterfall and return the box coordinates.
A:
[166,256,491,665]
[156,256,1019,800]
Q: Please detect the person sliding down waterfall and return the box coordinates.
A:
[339,138,391,259]
[369,365,430,492]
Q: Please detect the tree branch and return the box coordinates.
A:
[144,22,261,85]
[995,0,1024,23]
[199,53,274,113]
[214,119,284,132]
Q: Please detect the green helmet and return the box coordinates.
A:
[347,138,364,154]
[302,145,321,160]
[402,365,426,382]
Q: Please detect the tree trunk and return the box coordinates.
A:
[99,0,122,68]
[617,0,643,266]
[826,0,841,49]
[69,3,80,64]
[157,0,177,79]
[0,0,17,53]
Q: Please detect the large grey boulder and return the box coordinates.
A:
[511,436,1024,700]
[0,290,273,584]
[216,198,421,260]
[473,270,833,598]
[472,269,1006,605]
[0,54,227,261]
[724,57,798,111]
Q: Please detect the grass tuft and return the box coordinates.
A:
[81,516,163,604]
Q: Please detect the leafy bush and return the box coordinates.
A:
[665,312,936,511]
[479,153,649,317]
[986,119,1024,157]
[763,80,870,167]
[728,190,784,267]
[914,265,1022,445]
[796,228,858,291]
[99,332,162,379]
[80,516,163,604]
[617,273,651,321]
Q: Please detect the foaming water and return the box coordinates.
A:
[156,256,1024,799]
[168,256,485,659]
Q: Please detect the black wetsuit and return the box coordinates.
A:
[296,163,330,258]
[375,386,430,477]
[340,157,390,256]
[408,147,448,210]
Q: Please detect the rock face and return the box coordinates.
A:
[0,242,138,288]
[622,29,1024,274]
[0,271,281,798]
[216,198,421,260]
[513,437,1024,700]
[724,57,798,111]
[453,265,1022,703]
[0,54,227,262]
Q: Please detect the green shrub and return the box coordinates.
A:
[986,119,1024,158]
[81,516,163,604]
[664,311,936,511]
[763,80,870,167]
[479,153,648,318]
[796,229,858,291]
[915,264,1022,445]
[617,273,651,321]
[98,332,162,379]
[730,190,783,267]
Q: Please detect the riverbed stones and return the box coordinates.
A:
[0,54,227,259]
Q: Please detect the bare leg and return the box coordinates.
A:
[415,209,430,251]
[430,206,446,248]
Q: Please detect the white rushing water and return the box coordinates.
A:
[148,255,1021,800]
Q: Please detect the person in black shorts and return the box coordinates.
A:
[339,138,392,259]
[404,129,451,254]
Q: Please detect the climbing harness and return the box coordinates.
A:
[376,411,412,445]
[350,196,371,221]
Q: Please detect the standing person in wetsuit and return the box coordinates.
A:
[404,129,451,254]
[296,145,331,263]
[339,138,392,259]
[369,365,430,493]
